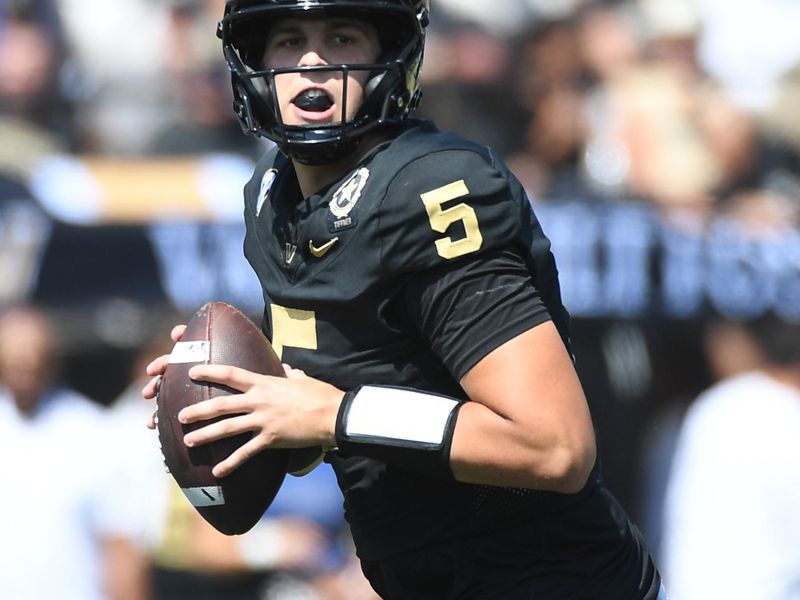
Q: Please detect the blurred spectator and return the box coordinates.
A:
[574,1,719,209]
[511,17,584,110]
[762,61,800,154]
[661,314,800,599]
[148,0,262,159]
[507,79,590,199]
[435,0,536,38]
[635,316,758,562]
[692,0,800,113]
[576,1,643,84]
[0,2,77,182]
[418,16,522,156]
[0,303,148,600]
[0,180,51,305]
[564,0,799,217]
[52,0,173,153]
[505,18,592,199]
[637,0,700,71]
[697,84,800,206]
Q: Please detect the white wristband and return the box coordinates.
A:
[343,385,461,446]
[334,385,464,479]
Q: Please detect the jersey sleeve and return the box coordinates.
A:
[376,148,553,380]
[399,248,551,380]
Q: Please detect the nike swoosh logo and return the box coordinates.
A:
[308,237,339,258]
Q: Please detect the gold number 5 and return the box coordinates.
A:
[270,304,317,360]
[420,180,483,260]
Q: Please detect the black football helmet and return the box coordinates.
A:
[218,0,430,164]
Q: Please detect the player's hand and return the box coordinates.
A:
[178,363,344,477]
[143,324,186,429]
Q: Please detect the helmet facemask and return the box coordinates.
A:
[219,1,428,165]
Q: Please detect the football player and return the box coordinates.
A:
[145,1,664,597]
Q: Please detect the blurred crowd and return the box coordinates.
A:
[1,0,799,598]
[0,303,379,600]
[2,0,799,223]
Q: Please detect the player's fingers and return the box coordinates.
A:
[188,363,267,391]
[146,354,171,377]
[170,324,187,342]
[211,436,265,478]
[183,413,255,448]
[283,363,307,379]
[146,409,157,430]
[142,374,162,399]
[178,393,253,424]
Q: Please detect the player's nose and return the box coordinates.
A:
[298,48,327,67]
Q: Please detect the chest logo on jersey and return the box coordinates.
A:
[256,169,278,217]
[328,167,369,232]
[284,242,298,265]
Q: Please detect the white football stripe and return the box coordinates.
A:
[169,341,210,364]
[182,486,226,507]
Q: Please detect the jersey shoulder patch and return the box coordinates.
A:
[243,147,289,218]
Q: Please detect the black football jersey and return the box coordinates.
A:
[242,120,660,598]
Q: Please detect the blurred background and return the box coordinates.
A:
[1,0,799,598]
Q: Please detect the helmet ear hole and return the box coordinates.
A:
[233,83,255,131]
[364,71,386,99]
[247,70,272,103]
[361,68,402,120]
[235,74,281,136]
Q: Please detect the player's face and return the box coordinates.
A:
[262,16,381,127]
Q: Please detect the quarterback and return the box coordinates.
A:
[145,1,663,598]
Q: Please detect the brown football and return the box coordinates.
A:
[156,301,289,535]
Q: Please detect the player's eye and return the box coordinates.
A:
[331,25,368,47]
[266,31,304,51]
[276,35,303,48]
[333,34,355,45]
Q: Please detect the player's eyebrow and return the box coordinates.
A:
[268,17,373,38]
[267,21,303,39]
[326,17,373,34]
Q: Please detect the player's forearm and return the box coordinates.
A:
[331,382,595,492]
[451,323,597,493]
[448,400,596,493]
